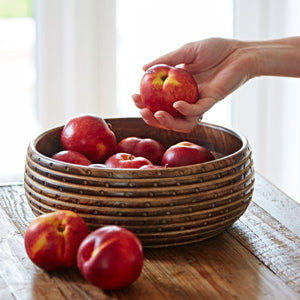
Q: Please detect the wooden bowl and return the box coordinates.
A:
[24,117,254,248]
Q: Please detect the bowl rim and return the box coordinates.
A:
[28,117,250,177]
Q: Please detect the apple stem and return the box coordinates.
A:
[57,225,65,232]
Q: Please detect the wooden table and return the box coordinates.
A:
[1,173,300,299]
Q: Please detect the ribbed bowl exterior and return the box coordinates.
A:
[24,118,254,248]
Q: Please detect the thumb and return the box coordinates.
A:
[143,47,188,71]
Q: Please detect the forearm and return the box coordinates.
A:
[248,37,300,78]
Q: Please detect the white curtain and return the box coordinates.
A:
[35,0,117,128]
[232,0,300,201]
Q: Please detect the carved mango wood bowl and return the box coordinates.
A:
[24,117,254,248]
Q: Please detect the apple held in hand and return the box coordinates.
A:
[140,64,199,117]
[105,152,153,169]
[24,210,89,271]
[162,141,215,167]
[77,226,143,290]
[60,114,117,163]
[116,137,165,165]
[51,150,91,166]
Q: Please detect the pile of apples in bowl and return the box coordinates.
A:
[24,115,254,248]
[24,64,255,249]
[51,113,216,170]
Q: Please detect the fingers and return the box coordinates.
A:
[132,94,144,109]
[139,108,199,133]
[173,97,219,117]
[154,111,200,133]
[139,108,168,130]
[150,97,219,133]
[132,93,219,133]
[132,94,196,132]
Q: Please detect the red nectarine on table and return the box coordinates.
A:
[77,226,143,290]
[24,210,89,271]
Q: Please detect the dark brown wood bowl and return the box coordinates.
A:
[24,117,254,248]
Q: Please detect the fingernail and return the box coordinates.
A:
[155,113,165,122]
[173,101,182,109]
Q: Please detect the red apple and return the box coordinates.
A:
[24,210,89,271]
[116,137,165,165]
[105,153,153,169]
[161,141,214,167]
[140,64,199,117]
[51,150,91,166]
[60,114,117,163]
[77,226,143,290]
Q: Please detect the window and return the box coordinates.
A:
[233,0,300,202]
[0,0,40,182]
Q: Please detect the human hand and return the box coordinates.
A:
[132,94,206,132]
[133,38,256,132]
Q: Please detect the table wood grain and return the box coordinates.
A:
[0,173,299,300]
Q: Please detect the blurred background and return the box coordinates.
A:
[0,0,299,203]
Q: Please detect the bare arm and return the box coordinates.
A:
[253,37,300,78]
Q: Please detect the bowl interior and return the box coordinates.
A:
[34,117,244,161]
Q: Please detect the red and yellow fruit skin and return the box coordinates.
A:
[116,137,165,165]
[60,114,117,163]
[105,152,153,169]
[77,226,144,290]
[51,150,91,166]
[140,64,199,117]
[24,210,89,271]
[161,141,215,167]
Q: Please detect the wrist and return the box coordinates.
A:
[230,41,260,80]
[245,38,300,78]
